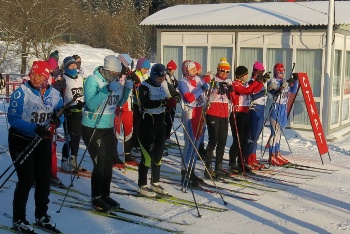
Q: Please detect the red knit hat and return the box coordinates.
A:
[194,62,201,71]
[167,60,177,70]
[30,61,51,79]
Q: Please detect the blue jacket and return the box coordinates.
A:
[82,67,124,128]
[8,82,63,138]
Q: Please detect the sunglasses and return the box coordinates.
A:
[277,71,285,74]
[220,70,230,74]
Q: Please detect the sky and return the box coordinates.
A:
[0,43,350,234]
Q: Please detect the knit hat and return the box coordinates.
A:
[217,57,231,70]
[30,61,51,79]
[63,56,77,69]
[194,62,201,71]
[235,66,248,79]
[27,56,39,70]
[104,55,122,73]
[166,60,177,70]
[181,60,197,78]
[150,64,167,86]
[49,50,59,61]
[47,57,59,70]
[136,58,151,70]
[253,61,265,71]
[72,55,81,61]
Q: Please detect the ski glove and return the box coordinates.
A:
[35,125,51,138]
[200,83,209,91]
[165,97,177,109]
[227,85,234,93]
[50,117,61,128]
[256,74,265,83]
[108,81,122,92]
[124,79,133,89]
[76,100,85,110]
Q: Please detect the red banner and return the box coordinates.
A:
[297,73,329,155]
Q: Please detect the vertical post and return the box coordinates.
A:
[6,74,9,103]
[323,0,335,137]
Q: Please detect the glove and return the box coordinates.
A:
[124,79,133,89]
[165,97,177,109]
[64,108,72,116]
[227,85,233,92]
[256,74,264,82]
[108,81,122,92]
[263,72,271,82]
[35,125,51,138]
[200,83,209,91]
[292,73,298,81]
[76,100,85,110]
[281,80,289,89]
[50,117,61,128]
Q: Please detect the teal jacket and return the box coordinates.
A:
[82,66,124,128]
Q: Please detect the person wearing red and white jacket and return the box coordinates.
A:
[178,60,210,187]
[229,66,265,174]
[113,54,136,165]
[204,58,233,178]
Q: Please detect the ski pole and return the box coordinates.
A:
[57,92,112,213]
[0,96,78,189]
[173,123,202,218]
[183,78,215,191]
[175,112,228,206]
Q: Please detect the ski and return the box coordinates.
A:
[51,202,184,233]
[110,188,228,212]
[57,199,192,226]
[161,176,266,195]
[0,223,33,233]
[4,213,63,234]
[159,179,260,201]
[243,173,301,186]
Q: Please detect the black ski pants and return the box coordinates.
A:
[8,127,51,221]
[82,126,116,198]
[229,112,250,167]
[205,114,228,169]
[137,113,166,187]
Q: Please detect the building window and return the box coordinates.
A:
[296,49,322,97]
[210,47,233,75]
[331,100,340,125]
[186,47,208,74]
[266,48,293,75]
[239,48,263,71]
[333,50,342,97]
[163,46,183,80]
[342,51,350,122]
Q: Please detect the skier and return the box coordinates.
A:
[164,60,179,145]
[178,60,210,187]
[72,54,84,77]
[204,57,233,178]
[137,63,181,197]
[247,61,270,170]
[129,57,151,156]
[113,54,136,165]
[267,63,299,166]
[8,60,63,233]
[193,61,209,160]
[60,56,86,172]
[229,66,266,174]
[81,55,133,211]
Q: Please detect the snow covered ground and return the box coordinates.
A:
[0,44,350,234]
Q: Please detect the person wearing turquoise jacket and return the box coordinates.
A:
[81,55,133,212]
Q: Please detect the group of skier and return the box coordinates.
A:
[6,51,299,233]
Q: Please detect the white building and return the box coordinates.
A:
[141,1,350,137]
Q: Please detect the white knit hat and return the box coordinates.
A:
[104,55,122,72]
